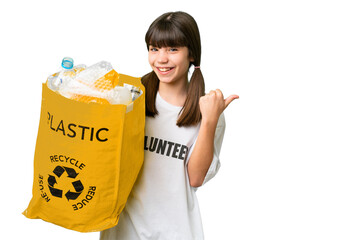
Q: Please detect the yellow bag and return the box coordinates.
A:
[23,73,145,232]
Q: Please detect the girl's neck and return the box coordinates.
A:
[158,80,188,107]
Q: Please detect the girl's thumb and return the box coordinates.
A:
[224,95,239,109]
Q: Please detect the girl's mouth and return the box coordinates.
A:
[156,67,174,74]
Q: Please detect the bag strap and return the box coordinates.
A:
[117,73,145,93]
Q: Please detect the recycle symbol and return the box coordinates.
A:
[48,166,84,201]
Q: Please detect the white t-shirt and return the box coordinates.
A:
[100,92,225,240]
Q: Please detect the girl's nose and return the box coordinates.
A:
[157,49,168,63]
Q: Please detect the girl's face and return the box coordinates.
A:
[148,46,193,86]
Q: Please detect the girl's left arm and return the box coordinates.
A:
[187,89,239,187]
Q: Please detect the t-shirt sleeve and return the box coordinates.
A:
[186,113,226,187]
[202,113,225,185]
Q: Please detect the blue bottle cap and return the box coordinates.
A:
[62,57,74,69]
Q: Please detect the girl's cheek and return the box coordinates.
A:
[148,55,154,64]
[148,53,157,63]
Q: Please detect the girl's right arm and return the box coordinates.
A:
[187,89,238,187]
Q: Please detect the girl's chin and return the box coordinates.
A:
[154,71,174,82]
[157,76,175,84]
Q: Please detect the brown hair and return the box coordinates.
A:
[141,11,205,127]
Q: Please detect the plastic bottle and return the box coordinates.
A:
[47,57,76,91]
[108,86,132,105]
[124,83,142,101]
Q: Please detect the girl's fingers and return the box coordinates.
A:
[224,95,239,108]
[215,89,223,98]
[207,89,223,99]
[208,90,216,96]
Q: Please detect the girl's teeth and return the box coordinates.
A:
[159,68,171,72]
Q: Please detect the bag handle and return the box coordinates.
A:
[117,73,145,93]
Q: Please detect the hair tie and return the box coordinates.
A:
[194,66,200,69]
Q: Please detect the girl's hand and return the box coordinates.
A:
[199,89,239,123]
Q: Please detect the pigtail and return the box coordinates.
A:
[176,67,205,127]
[141,71,159,117]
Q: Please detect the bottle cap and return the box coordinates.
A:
[62,57,74,69]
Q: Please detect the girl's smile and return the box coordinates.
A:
[156,67,175,75]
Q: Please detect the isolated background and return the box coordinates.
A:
[1,0,359,239]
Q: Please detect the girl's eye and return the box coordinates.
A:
[150,47,158,52]
[169,48,178,52]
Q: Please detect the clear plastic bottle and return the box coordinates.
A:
[108,86,132,105]
[47,57,76,91]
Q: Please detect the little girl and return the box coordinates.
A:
[101,11,238,240]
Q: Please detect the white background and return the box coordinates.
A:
[1,0,359,239]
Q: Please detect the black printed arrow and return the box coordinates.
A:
[48,174,62,198]
[72,180,84,192]
[65,180,84,201]
[63,167,79,178]
[48,175,57,187]
[48,185,63,198]
[53,165,65,178]
[65,190,82,201]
